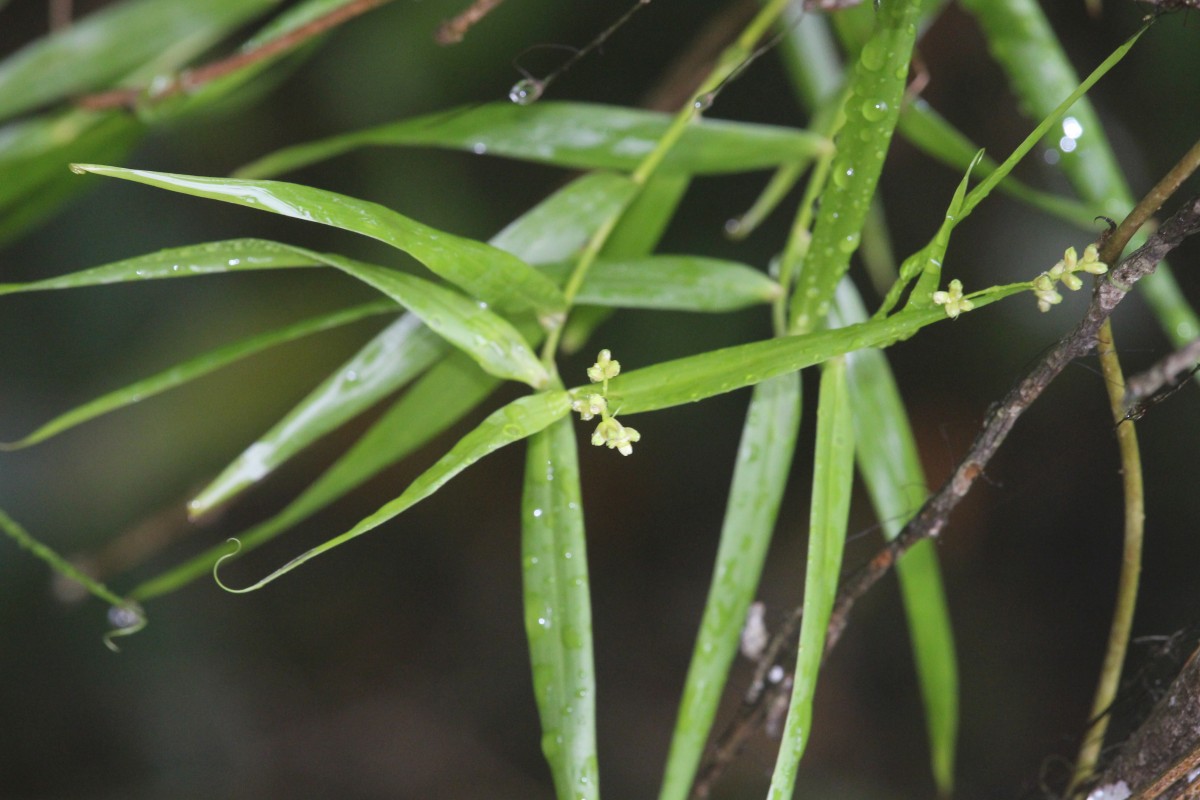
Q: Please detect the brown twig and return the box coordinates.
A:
[434,0,507,45]
[1122,337,1200,414]
[77,0,396,111]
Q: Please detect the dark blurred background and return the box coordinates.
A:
[1,1,1199,798]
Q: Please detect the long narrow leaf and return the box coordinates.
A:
[70,164,567,318]
[897,100,1096,230]
[214,391,572,592]
[315,254,549,389]
[0,239,322,294]
[522,418,599,800]
[658,373,802,800]
[234,102,831,179]
[1,301,394,450]
[542,256,781,313]
[131,351,497,601]
[490,172,639,264]
[787,0,922,333]
[600,283,1027,416]
[187,312,445,515]
[832,279,958,795]
[766,357,855,798]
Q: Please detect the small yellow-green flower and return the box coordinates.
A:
[932,279,974,319]
[1078,243,1108,274]
[1032,243,1108,312]
[587,349,620,384]
[591,416,641,456]
[571,392,607,421]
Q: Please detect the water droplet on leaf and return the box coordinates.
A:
[861,99,889,121]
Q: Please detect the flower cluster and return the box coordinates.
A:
[932,279,974,319]
[572,349,642,456]
[1032,243,1108,312]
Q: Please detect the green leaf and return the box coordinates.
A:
[831,279,958,795]
[598,283,1027,417]
[897,100,1096,230]
[658,373,802,800]
[0,239,322,295]
[0,0,282,122]
[1,301,394,451]
[522,418,600,800]
[186,312,445,515]
[317,254,549,389]
[788,0,923,334]
[234,102,831,179]
[131,351,497,601]
[213,391,572,593]
[767,357,855,798]
[540,256,780,312]
[491,172,640,264]
[70,164,567,318]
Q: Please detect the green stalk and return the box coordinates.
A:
[1067,324,1143,794]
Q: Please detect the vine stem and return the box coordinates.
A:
[1067,317,1145,796]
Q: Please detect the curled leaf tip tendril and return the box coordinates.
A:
[103,601,147,653]
[213,538,254,594]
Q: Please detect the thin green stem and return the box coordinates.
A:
[0,506,145,650]
[543,0,796,364]
[1068,318,1144,796]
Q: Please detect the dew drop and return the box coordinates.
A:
[472,142,488,155]
[509,78,544,106]
[832,164,856,188]
[859,39,886,71]
[838,232,861,254]
[532,508,544,518]
[693,92,714,112]
[861,99,889,121]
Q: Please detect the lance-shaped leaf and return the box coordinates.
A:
[316,254,548,389]
[787,0,923,334]
[1,301,395,450]
[0,239,323,295]
[832,279,958,795]
[69,164,567,318]
[187,313,446,515]
[767,357,855,799]
[540,256,780,313]
[491,172,639,264]
[897,100,1095,230]
[214,391,573,593]
[595,283,1028,416]
[131,351,498,601]
[658,373,802,800]
[522,418,600,800]
[234,102,831,179]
